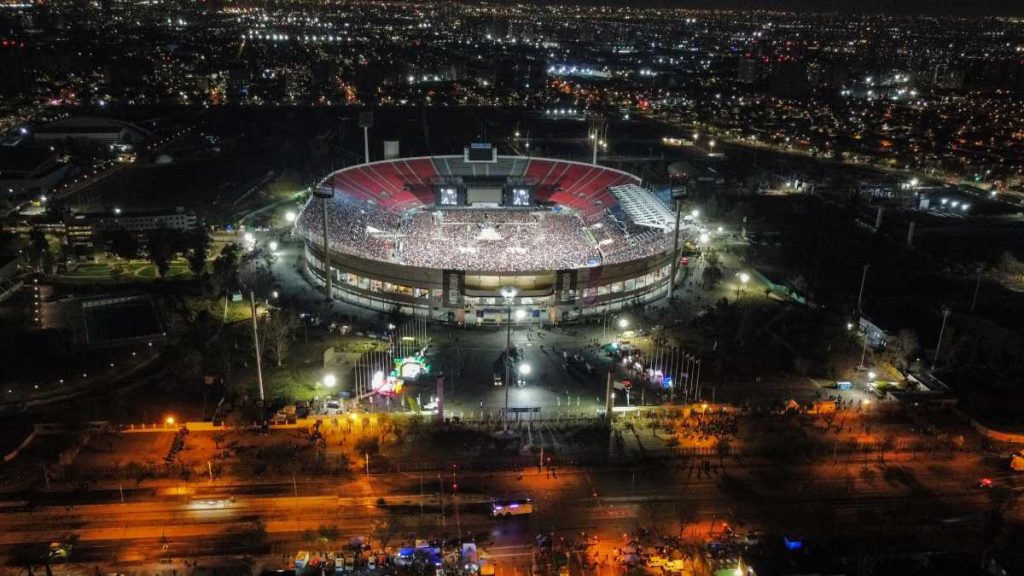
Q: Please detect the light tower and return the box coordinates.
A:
[588,115,606,165]
[359,110,374,164]
[313,181,335,301]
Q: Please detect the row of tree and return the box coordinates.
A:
[105,226,212,278]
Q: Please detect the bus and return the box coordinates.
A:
[189,495,235,508]
[491,498,533,517]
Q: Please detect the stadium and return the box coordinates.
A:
[296,145,702,323]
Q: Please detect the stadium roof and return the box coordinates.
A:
[609,184,675,231]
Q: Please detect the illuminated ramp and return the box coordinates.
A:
[609,184,674,231]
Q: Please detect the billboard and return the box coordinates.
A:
[383,140,400,160]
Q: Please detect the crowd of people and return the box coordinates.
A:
[591,212,687,265]
[395,209,598,271]
[299,192,684,271]
[677,410,739,443]
[298,196,399,261]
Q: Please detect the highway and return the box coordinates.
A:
[0,453,1006,573]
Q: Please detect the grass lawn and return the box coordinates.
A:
[134,262,191,279]
[181,294,253,324]
[55,259,197,283]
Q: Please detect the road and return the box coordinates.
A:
[0,452,1005,574]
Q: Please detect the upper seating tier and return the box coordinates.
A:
[326,156,639,215]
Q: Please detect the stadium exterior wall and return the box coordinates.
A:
[303,242,673,324]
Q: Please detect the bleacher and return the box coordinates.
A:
[524,159,637,218]
[327,156,638,217]
[332,158,439,210]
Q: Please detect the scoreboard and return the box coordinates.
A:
[464,142,497,163]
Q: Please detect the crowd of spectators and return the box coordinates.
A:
[298,193,682,271]
[396,210,598,271]
[592,213,680,265]
[298,196,398,261]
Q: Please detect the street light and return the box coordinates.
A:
[284,210,297,223]
[323,373,337,388]
[269,240,279,251]
[515,309,527,321]
[165,416,175,427]
[501,286,518,432]
[867,371,876,381]
[690,209,700,218]
[699,232,710,245]
[618,317,629,330]
[519,363,532,376]
[736,272,750,301]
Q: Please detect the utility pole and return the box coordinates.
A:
[856,264,869,314]
[359,110,373,164]
[501,286,517,433]
[250,291,266,428]
[933,306,952,368]
[668,196,683,300]
[859,331,868,369]
[588,116,605,165]
[971,266,983,314]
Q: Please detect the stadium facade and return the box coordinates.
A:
[297,154,693,324]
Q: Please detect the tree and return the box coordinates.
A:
[184,227,212,276]
[317,525,339,548]
[996,251,1024,281]
[210,242,241,296]
[25,227,51,270]
[107,228,140,260]
[884,329,920,372]
[702,265,723,288]
[370,515,403,551]
[239,252,274,298]
[146,227,179,278]
[262,308,298,367]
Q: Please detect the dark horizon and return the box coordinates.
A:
[527,0,1024,17]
